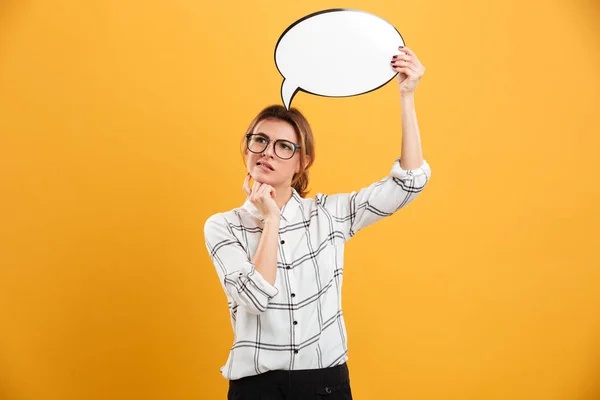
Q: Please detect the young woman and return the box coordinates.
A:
[204,46,431,399]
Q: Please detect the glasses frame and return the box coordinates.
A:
[245,133,301,160]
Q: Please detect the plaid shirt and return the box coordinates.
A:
[204,158,431,380]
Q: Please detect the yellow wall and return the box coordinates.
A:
[1,0,599,399]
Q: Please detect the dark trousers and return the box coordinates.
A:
[227,363,353,400]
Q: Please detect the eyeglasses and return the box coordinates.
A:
[246,133,301,160]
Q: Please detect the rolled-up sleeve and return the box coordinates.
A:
[204,214,278,314]
[322,158,431,241]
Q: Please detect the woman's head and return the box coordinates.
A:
[241,105,315,197]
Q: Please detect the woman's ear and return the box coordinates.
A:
[304,156,312,169]
[295,156,311,174]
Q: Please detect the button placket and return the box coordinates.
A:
[280,231,298,355]
[279,233,289,269]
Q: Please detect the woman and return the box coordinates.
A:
[204,46,431,399]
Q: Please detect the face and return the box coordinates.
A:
[245,118,303,187]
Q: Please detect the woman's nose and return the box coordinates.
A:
[262,142,275,157]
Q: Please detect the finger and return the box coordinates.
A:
[392,60,410,67]
[260,184,276,200]
[251,181,262,198]
[399,47,423,66]
[392,60,418,73]
[399,46,414,56]
[254,182,267,198]
[404,61,420,73]
[392,54,411,62]
[260,184,274,198]
[394,67,416,77]
[392,58,415,66]
[243,174,252,196]
[407,62,420,73]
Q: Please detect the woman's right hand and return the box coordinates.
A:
[243,174,280,221]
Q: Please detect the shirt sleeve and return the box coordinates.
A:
[320,158,432,241]
[204,213,279,314]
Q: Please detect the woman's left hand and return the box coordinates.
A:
[391,46,426,95]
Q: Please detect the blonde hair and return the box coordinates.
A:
[240,104,315,198]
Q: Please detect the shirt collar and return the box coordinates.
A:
[242,187,302,223]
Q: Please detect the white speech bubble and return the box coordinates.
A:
[275,8,405,109]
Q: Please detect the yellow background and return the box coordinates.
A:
[1,0,599,399]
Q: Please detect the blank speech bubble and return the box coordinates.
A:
[274,8,405,109]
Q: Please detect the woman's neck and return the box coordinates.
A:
[273,185,293,210]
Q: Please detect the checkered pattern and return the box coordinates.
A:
[204,158,431,380]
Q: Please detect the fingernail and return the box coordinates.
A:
[399,46,404,49]
[393,55,397,59]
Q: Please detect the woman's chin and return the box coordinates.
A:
[252,170,276,184]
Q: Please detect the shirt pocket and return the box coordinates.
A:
[315,240,337,283]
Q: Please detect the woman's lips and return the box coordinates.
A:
[257,161,274,171]
[257,164,272,172]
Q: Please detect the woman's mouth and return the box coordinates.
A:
[257,161,274,171]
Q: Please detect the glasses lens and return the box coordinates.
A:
[275,141,295,159]
[247,135,267,153]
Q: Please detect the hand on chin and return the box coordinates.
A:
[251,169,275,185]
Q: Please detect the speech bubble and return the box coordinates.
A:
[274,8,405,109]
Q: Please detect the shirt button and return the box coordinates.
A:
[280,240,285,244]
[325,387,332,394]
[294,350,299,354]
[293,321,298,325]
[291,293,296,298]
[286,266,291,270]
